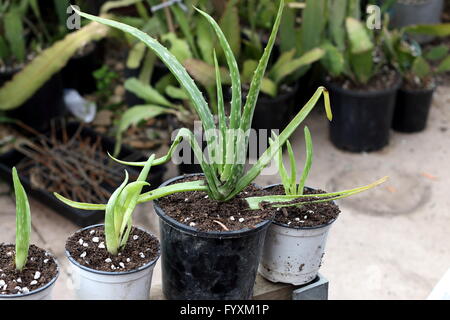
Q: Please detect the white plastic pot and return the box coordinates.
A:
[0,248,59,301]
[259,186,337,286]
[66,225,160,300]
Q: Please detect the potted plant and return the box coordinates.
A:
[383,23,450,132]
[244,128,387,285]
[320,5,401,152]
[65,1,333,300]
[57,154,161,300]
[0,168,59,300]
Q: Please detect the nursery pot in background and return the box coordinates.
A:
[66,224,160,300]
[154,175,272,300]
[327,78,401,152]
[0,246,59,301]
[392,86,435,133]
[259,185,337,286]
[62,41,105,95]
[389,0,444,43]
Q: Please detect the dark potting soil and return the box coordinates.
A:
[328,68,399,92]
[157,176,278,232]
[265,185,340,228]
[66,226,159,272]
[0,244,58,296]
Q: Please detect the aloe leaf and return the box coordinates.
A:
[286,141,297,195]
[4,8,25,63]
[271,48,325,84]
[230,86,332,201]
[13,167,31,271]
[170,5,200,59]
[195,7,241,131]
[54,193,107,211]
[217,0,241,59]
[436,56,450,74]
[105,171,129,255]
[183,58,231,87]
[165,86,189,100]
[268,49,296,80]
[114,105,171,156]
[300,0,326,53]
[161,33,193,63]
[297,126,312,195]
[214,52,227,173]
[346,17,374,55]
[118,180,150,236]
[196,17,215,65]
[272,136,290,195]
[72,8,216,137]
[404,24,450,37]
[0,18,109,110]
[125,78,173,107]
[126,43,147,69]
[245,177,388,210]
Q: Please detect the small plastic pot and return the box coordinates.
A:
[327,78,401,152]
[392,86,435,133]
[259,185,337,286]
[66,224,160,300]
[154,175,272,300]
[0,246,59,301]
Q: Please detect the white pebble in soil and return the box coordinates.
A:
[83,243,89,247]
[189,222,196,227]
[184,198,189,202]
[307,210,314,214]
[0,280,5,287]
[80,252,87,258]
[92,237,100,243]
[98,242,105,249]
[239,218,245,223]
[2,285,6,291]
[30,280,38,286]
[105,258,112,263]
[6,252,12,257]
[0,274,5,278]
[16,278,22,283]
[78,239,84,245]
[295,218,300,222]
[139,253,145,259]
[230,216,235,221]
[304,216,308,219]
[90,230,95,235]
[44,259,49,264]
[133,235,139,241]
[34,271,41,280]
[21,287,29,294]
[126,258,131,263]
[119,262,125,269]
[111,265,116,270]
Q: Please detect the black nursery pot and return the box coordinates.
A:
[153,175,272,300]
[392,86,435,133]
[62,41,105,95]
[0,70,65,132]
[327,78,401,152]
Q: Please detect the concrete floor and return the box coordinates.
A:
[0,85,449,300]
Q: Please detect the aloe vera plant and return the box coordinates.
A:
[12,167,31,271]
[383,21,450,89]
[57,155,158,255]
[56,1,331,213]
[245,127,388,210]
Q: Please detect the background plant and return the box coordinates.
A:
[12,167,31,271]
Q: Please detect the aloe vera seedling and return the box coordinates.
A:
[56,154,158,255]
[245,127,388,210]
[12,167,31,271]
[56,2,332,218]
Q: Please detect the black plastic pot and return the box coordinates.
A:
[0,122,166,226]
[153,175,272,300]
[392,86,435,133]
[1,69,65,132]
[62,41,105,95]
[327,78,401,152]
